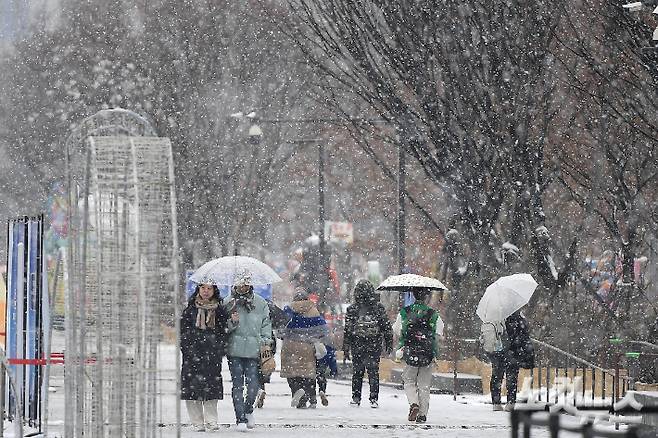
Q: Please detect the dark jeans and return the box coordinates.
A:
[490,352,519,404]
[258,369,271,391]
[352,349,381,402]
[228,357,260,424]
[287,377,316,407]
[316,362,328,394]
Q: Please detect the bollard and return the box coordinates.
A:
[548,413,559,438]
[510,409,520,438]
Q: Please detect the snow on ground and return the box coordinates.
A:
[6,337,551,437]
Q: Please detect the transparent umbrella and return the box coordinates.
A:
[190,256,282,286]
[476,273,538,322]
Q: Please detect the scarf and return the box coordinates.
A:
[195,297,219,330]
[277,302,330,344]
[231,290,255,312]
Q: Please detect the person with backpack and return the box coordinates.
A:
[480,319,509,411]
[490,309,535,412]
[342,279,393,408]
[393,288,444,424]
[485,309,535,412]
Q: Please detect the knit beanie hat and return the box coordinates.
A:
[293,286,309,301]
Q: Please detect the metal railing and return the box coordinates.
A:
[511,409,640,438]
[447,337,637,411]
[528,338,628,410]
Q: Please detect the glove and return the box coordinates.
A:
[395,348,404,361]
[314,342,327,359]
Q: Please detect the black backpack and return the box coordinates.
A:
[353,307,380,339]
[402,307,435,367]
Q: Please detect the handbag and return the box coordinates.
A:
[260,345,276,375]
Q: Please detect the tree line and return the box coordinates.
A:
[0,0,656,369]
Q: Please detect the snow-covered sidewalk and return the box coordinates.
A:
[10,342,549,437]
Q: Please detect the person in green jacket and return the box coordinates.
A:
[393,288,444,424]
[224,275,272,432]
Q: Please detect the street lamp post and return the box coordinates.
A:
[317,141,329,304]
[233,113,407,307]
[397,142,406,310]
[230,111,263,256]
[232,112,331,301]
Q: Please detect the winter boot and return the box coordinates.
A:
[256,390,266,409]
[349,397,361,407]
[291,389,306,408]
[235,422,248,432]
[319,391,329,406]
[370,400,379,409]
[504,402,515,412]
[206,422,220,431]
[416,415,427,424]
[408,403,420,422]
[193,424,206,432]
[246,413,255,429]
[492,404,504,411]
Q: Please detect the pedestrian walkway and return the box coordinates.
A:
[18,342,549,438]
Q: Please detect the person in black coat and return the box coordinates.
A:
[256,301,290,409]
[490,309,535,412]
[342,279,393,408]
[180,283,229,431]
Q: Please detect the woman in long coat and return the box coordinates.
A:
[181,283,229,431]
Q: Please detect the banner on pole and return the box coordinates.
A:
[4,216,48,430]
[324,221,353,245]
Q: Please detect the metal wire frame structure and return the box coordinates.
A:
[64,109,181,438]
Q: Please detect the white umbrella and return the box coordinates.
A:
[476,273,538,322]
[376,273,448,291]
[190,256,282,286]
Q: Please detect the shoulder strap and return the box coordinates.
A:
[411,305,434,322]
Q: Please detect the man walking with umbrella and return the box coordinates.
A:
[393,288,444,424]
[377,274,447,423]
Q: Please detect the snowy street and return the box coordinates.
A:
[2,0,658,435]
[26,338,546,438]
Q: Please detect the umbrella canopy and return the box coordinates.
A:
[190,256,282,286]
[476,273,538,322]
[376,273,448,291]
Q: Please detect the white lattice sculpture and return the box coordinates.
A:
[65,127,181,438]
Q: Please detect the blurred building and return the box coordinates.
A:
[1,0,60,45]
[0,0,28,42]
